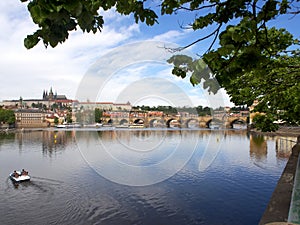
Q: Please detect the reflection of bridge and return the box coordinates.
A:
[101,114,248,128]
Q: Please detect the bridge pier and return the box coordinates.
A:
[225,121,232,129]
[99,115,248,128]
[199,121,208,128]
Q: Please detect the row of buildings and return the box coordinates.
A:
[1,88,248,128]
[1,88,132,128]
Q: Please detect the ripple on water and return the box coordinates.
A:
[1,178,66,225]
[0,130,290,225]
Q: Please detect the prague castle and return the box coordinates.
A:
[42,87,67,101]
[1,87,73,109]
[0,87,131,111]
[0,87,132,128]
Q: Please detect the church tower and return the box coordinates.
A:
[49,87,54,100]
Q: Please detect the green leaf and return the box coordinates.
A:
[172,67,187,78]
[28,3,44,24]
[64,1,83,16]
[24,33,40,49]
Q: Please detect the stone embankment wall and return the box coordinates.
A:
[259,136,300,225]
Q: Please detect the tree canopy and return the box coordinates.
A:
[135,105,212,116]
[20,0,300,131]
[0,109,16,125]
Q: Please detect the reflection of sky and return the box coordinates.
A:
[0,130,294,225]
[74,129,292,187]
[76,130,199,186]
[0,130,292,187]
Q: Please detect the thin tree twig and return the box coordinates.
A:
[205,23,222,54]
[175,3,218,12]
[165,23,223,53]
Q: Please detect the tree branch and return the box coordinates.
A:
[287,1,300,15]
[205,24,221,54]
[176,3,218,12]
[165,23,223,53]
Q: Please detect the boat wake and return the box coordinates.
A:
[31,176,64,184]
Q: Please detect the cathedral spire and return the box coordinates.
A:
[49,87,54,100]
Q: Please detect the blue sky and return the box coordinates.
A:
[0,1,299,107]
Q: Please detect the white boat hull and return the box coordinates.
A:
[9,171,30,182]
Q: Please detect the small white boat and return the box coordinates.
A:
[83,123,103,128]
[129,124,144,128]
[115,124,129,128]
[65,123,81,128]
[9,170,31,182]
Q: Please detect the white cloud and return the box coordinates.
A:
[0,2,234,108]
[152,30,184,42]
[90,61,220,107]
[0,3,143,101]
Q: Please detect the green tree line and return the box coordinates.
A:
[0,109,15,125]
[134,105,215,116]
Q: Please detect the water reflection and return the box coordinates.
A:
[249,134,296,163]
[0,129,297,225]
[276,137,296,158]
[0,132,15,147]
[76,130,199,186]
[7,129,296,185]
[1,129,296,162]
[11,130,77,157]
[250,135,267,161]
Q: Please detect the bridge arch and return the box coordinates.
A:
[166,118,181,128]
[119,119,128,125]
[149,119,164,128]
[185,118,199,128]
[207,118,223,129]
[133,118,144,125]
[100,114,248,128]
[102,118,114,125]
[205,119,212,128]
[229,118,247,129]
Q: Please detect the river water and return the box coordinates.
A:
[0,129,295,225]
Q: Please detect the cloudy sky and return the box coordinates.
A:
[0,1,299,108]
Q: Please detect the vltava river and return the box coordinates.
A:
[0,129,295,225]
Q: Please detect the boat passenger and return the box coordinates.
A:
[13,170,19,178]
[21,169,28,176]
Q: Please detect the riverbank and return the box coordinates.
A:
[259,136,300,225]
[250,126,300,137]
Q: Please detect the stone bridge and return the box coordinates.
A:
[101,114,248,128]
